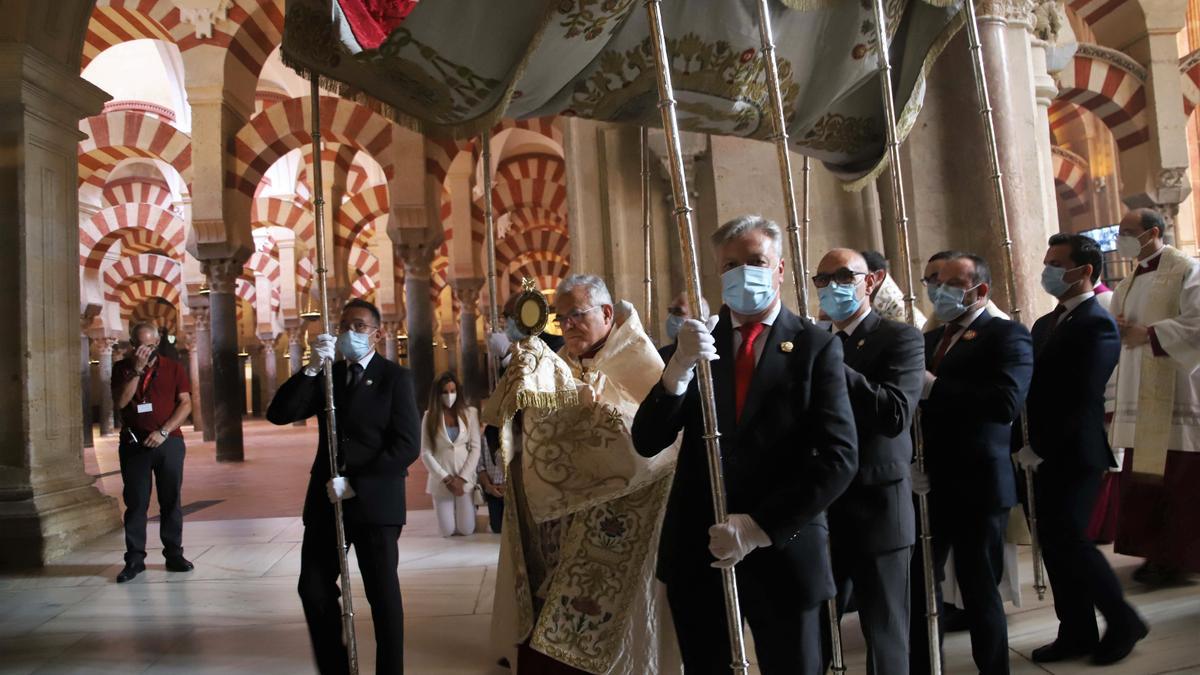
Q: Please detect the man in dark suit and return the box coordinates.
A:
[814,249,923,674]
[1018,234,1147,665]
[632,215,858,674]
[267,299,421,675]
[910,253,1033,675]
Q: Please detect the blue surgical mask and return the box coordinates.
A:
[1040,264,1081,298]
[721,265,777,315]
[930,283,980,322]
[505,321,524,343]
[665,314,685,341]
[925,281,941,306]
[337,331,372,361]
[817,281,862,322]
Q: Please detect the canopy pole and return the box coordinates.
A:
[869,2,941,672]
[643,1,749,672]
[309,74,359,675]
[750,2,842,668]
[641,126,655,341]
[753,0,811,320]
[962,0,1046,600]
[482,129,500,392]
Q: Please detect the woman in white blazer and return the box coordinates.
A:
[420,372,481,537]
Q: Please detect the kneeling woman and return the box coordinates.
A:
[420,372,481,537]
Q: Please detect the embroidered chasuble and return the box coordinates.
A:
[483,309,682,674]
[1110,246,1200,475]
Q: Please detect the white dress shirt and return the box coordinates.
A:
[1057,290,1095,324]
[304,349,376,377]
[832,306,872,340]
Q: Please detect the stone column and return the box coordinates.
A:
[1028,2,1070,236]
[203,259,244,462]
[93,337,118,437]
[0,43,120,565]
[286,325,307,427]
[191,304,216,442]
[398,243,436,412]
[382,320,400,362]
[452,279,484,401]
[182,324,204,433]
[248,345,264,417]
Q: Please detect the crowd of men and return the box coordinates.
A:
[108,207,1197,674]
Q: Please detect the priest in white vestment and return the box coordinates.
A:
[485,274,681,674]
[1109,209,1200,584]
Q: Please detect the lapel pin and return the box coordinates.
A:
[857,339,866,348]
[780,341,793,353]
[962,330,978,341]
[365,379,373,386]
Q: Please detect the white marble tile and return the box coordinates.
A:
[0,632,86,675]
[170,542,294,582]
[0,586,104,639]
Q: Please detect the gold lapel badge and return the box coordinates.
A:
[857,339,866,349]
[962,330,978,341]
[780,341,794,353]
[365,379,373,386]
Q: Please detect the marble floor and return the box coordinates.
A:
[2,420,1198,674]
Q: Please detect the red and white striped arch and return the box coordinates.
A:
[79,111,192,188]
[1051,147,1090,218]
[504,250,569,294]
[1048,99,1088,145]
[424,117,563,184]
[245,249,281,285]
[1054,45,1149,152]
[103,253,182,303]
[82,0,178,69]
[127,297,178,333]
[495,228,570,268]
[296,254,315,294]
[252,197,315,251]
[1180,49,1200,116]
[348,244,381,300]
[101,176,173,209]
[229,96,395,198]
[117,280,180,325]
[430,254,450,301]
[80,202,185,269]
[336,184,389,252]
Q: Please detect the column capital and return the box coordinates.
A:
[452,278,484,312]
[286,326,306,344]
[258,335,279,352]
[92,336,119,355]
[190,305,211,329]
[396,242,436,279]
[977,0,1037,26]
[201,258,241,294]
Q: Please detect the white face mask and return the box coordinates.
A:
[1117,230,1148,259]
[441,392,457,409]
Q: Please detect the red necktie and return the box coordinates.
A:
[929,323,963,374]
[735,322,765,420]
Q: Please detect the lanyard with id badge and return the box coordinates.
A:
[129,362,158,444]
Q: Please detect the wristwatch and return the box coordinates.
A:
[158,428,169,439]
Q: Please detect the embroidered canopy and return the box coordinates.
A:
[283,0,963,183]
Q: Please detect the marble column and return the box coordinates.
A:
[0,41,120,565]
[203,259,244,462]
[382,320,400,363]
[452,279,484,402]
[398,243,436,412]
[286,325,307,427]
[249,345,264,417]
[93,337,118,437]
[191,304,216,442]
[183,325,204,433]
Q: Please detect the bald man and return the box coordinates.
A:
[814,249,924,675]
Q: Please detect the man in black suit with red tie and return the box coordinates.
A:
[268,299,421,675]
[1017,234,1147,665]
[814,249,924,675]
[910,253,1032,675]
[632,215,857,674]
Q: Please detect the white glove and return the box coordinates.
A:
[326,477,356,503]
[1015,445,1044,472]
[709,514,771,568]
[305,333,336,375]
[486,332,511,359]
[661,315,720,396]
[910,462,931,496]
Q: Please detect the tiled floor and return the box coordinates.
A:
[2,420,1197,674]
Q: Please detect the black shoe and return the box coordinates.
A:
[942,604,970,633]
[1132,562,1184,588]
[1092,620,1149,665]
[1031,640,1096,663]
[116,561,145,583]
[164,556,194,572]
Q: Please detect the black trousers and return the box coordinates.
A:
[910,506,1009,675]
[824,545,912,675]
[299,515,404,675]
[485,493,504,534]
[1035,467,1140,647]
[665,563,822,674]
[118,436,185,564]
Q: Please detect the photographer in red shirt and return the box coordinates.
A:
[111,322,193,583]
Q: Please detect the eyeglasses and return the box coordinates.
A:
[811,268,866,288]
[339,320,379,334]
[553,305,601,328]
[920,274,940,287]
